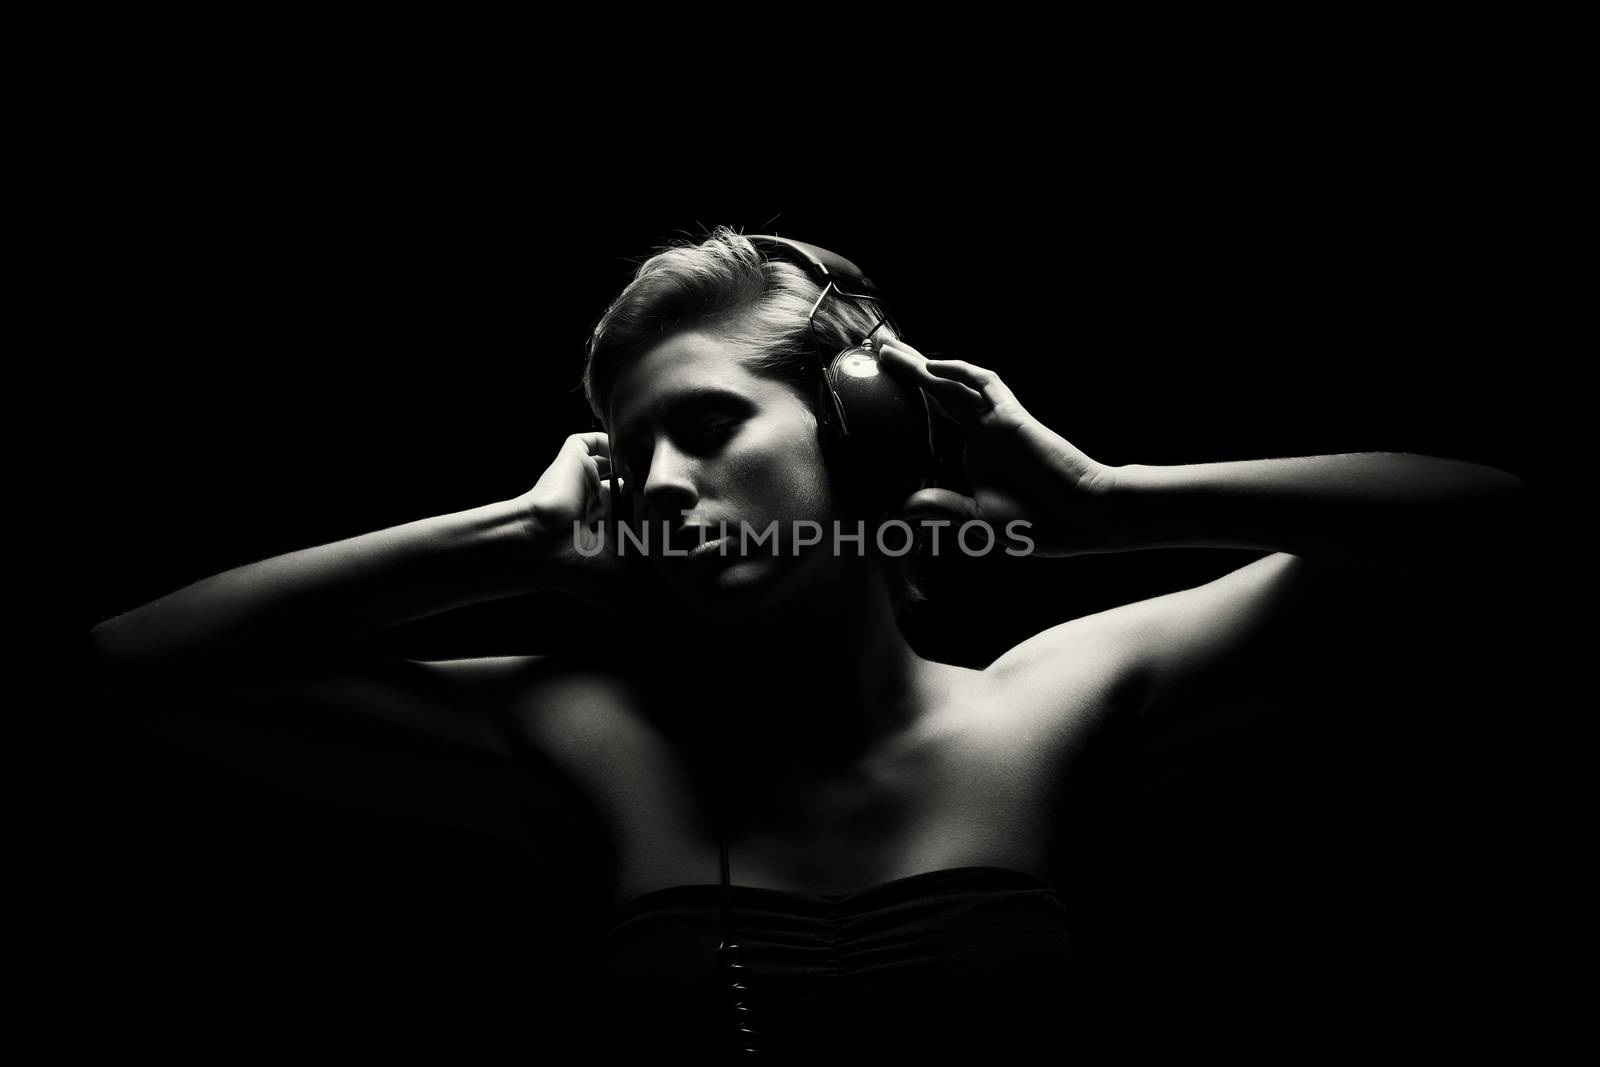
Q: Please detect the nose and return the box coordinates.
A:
[640,439,699,524]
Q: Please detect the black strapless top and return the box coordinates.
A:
[598,865,1082,1054]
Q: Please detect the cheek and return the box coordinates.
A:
[725,422,832,518]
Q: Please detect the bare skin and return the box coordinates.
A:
[537,326,1133,906]
[88,321,1525,921]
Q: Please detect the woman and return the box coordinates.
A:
[88,227,1527,1054]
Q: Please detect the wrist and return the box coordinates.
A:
[466,497,559,595]
[1092,463,1152,551]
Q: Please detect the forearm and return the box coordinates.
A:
[1101,452,1527,565]
[90,498,549,672]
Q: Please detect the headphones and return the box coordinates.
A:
[748,234,936,518]
[603,233,937,532]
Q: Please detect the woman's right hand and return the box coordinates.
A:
[513,431,629,612]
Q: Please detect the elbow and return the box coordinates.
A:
[86,616,125,672]
[1396,464,1531,578]
[85,618,139,709]
[1469,465,1530,548]
[1484,465,1527,504]
[86,614,183,688]
[86,616,148,688]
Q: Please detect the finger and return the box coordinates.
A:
[581,453,603,496]
[877,340,986,406]
[923,392,962,425]
[580,451,627,498]
[924,359,1019,411]
[898,487,982,524]
[566,430,611,459]
[918,374,986,424]
[878,335,932,361]
[878,342,986,426]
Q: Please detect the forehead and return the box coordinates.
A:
[607,328,788,433]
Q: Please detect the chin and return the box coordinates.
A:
[660,551,836,625]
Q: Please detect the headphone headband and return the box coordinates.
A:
[746,235,880,298]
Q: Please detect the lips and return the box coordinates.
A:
[683,536,728,560]
[663,521,734,556]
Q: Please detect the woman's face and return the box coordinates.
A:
[608,327,844,621]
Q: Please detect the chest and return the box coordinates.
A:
[506,666,1114,908]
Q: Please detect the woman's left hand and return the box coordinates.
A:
[878,338,1121,558]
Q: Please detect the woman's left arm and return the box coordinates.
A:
[879,339,1530,719]
[879,339,1527,569]
[1100,453,1526,568]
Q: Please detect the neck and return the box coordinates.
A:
[664,561,930,803]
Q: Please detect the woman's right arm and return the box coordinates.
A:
[90,496,546,672]
[86,432,624,845]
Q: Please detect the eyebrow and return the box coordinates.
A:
[612,386,754,458]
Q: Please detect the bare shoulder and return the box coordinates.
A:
[486,653,663,765]
[911,629,1132,795]
[973,607,1145,743]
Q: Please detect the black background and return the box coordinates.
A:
[74,86,1556,1058]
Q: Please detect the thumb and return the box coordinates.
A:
[897,487,981,524]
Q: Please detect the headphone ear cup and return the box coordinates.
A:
[816,371,862,510]
[819,345,936,518]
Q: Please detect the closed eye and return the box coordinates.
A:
[695,418,734,445]
[614,419,736,488]
[679,415,738,454]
